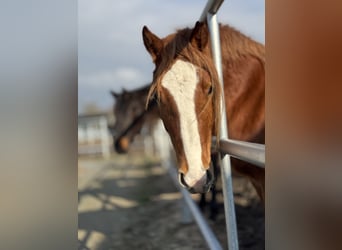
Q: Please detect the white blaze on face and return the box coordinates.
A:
[161,60,206,187]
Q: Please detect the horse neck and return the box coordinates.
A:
[118,92,160,142]
[219,33,265,142]
[117,110,147,142]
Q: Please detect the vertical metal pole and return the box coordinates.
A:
[207,13,239,250]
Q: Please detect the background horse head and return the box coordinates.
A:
[110,85,159,153]
[142,21,265,198]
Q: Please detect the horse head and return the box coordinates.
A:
[110,85,158,154]
[110,88,147,153]
[143,22,221,193]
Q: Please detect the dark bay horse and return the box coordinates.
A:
[142,21,265,201]
[110,85,159,154]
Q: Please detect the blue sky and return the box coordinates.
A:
[78,0,264,113]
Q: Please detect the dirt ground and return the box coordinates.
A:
[78,153,264,250]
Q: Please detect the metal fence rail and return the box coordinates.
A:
[200,1,240,249]
[200,0,265,249]
[199,0,224,21]
[212,138,265,168]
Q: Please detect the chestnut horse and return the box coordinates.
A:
[142,21,265,200]
[110,85,159,154]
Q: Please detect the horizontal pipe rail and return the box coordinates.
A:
[219,139,265,168]
[212,138,265,168]
[163,160,223,250]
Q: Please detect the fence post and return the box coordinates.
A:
[203,3,240,249]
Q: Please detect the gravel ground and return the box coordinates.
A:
[78,153,264,250]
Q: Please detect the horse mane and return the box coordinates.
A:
[219,24,265,64]
[146,22,264,141]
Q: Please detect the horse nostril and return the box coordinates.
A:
[180,176,196,193]
[179,173,189,188]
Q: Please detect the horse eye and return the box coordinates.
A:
[208,85,213,95]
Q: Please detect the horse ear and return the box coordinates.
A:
[190,21,209,51]
[142,26,163,62]
[111,90,119,98]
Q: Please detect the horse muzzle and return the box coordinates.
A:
[114,137,130,154]
[179,170,214,194]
